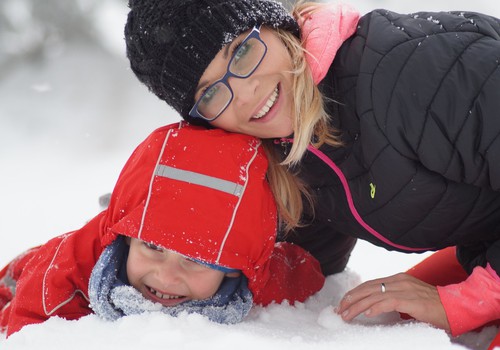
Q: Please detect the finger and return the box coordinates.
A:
[340,291,389,321]
[337,273,418,316]
[341,273,408,300]
[342,284,449,331]
[362,293,407,318]
[362,290,448,330]
[337,280,389,314]
[341,289,414,321]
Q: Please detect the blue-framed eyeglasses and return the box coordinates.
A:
[189,24,267,122]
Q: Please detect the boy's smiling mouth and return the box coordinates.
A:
[146,286,188,306]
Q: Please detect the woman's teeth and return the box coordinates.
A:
[148,287,182,300]
[253,86,279,119]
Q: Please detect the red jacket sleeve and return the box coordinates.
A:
[437,264,500,336]
[4,234,95,336]
[253,242,325,306]
[2,212,105,336]
[0,247,41,333]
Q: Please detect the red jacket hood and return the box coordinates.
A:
[100,122,277,297]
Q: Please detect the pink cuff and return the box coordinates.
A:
[437,265,500,336]
[298,3,360,84]
[486,264,500,282]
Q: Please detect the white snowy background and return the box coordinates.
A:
[0,0,498,349]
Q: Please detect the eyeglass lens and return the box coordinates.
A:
[196,37,266,120]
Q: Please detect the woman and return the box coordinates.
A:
[124,0,500,343]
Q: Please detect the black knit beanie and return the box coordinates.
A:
[125,0,299,125]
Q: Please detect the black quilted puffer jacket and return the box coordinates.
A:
[280,9,500,276]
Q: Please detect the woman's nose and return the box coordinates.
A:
[229,75,260,107]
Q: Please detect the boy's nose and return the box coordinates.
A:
[156,252,183,284]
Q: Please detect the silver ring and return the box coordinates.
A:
[381,283,386,293]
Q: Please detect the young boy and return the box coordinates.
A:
[0,122,325,336]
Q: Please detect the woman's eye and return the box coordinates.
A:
[144,242,163,252]
[233,41,251,63]
[231,41,243,57]
[200,84,220,105]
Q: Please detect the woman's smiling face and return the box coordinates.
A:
[194,26,295,139]
[126,238,229,307]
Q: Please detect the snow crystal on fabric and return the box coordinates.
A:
[89,237,253,324]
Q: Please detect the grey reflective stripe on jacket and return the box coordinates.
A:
[1,274,16,296]
[155,164,244,197]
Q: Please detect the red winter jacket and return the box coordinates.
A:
[0,123,324,336]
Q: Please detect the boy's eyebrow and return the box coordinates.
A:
[194,43,233,96]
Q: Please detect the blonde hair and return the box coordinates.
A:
[264,2,342,233]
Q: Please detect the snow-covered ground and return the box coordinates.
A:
[0,0,498,349]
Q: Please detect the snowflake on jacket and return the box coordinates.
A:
[282,6,500,337]
[0,123,324,336]
[285,7,500,276]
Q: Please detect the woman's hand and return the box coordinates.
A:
[336,273,450,331]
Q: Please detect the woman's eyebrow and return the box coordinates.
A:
[194,42,233,95]
[195,80,209,95]
[223,41,232,59]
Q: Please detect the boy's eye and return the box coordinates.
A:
[144,242,164,252]
[182,258,209,271]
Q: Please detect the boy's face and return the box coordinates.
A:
[126,238,233,306]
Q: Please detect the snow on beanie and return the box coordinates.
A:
[124,0,299,125]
